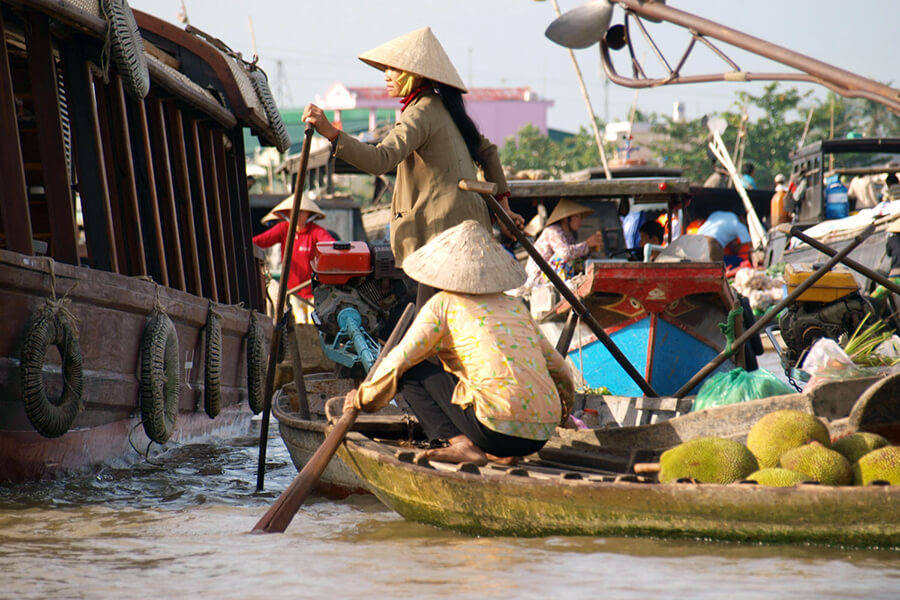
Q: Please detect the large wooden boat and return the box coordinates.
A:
[0,0,285,480]
[330,374,900,547]
[558,260,739,396]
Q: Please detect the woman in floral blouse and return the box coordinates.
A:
[522,198,603,293]
[345,220,575,465]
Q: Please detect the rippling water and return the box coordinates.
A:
[1,416,898,600]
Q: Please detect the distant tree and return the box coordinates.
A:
[499,122,611,178]
[501,84,898,184]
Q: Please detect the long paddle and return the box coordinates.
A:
[256,122,315,492]
[459,179,659,397]
[252,302,417,534]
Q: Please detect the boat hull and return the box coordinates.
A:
[561,262,737,396]
[339,435,900,547]
[335,375,900,547]
[0,250,270,481]
[273,375,370,498]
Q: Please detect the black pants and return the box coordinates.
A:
[398,360,546,458]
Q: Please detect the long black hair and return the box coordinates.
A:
[435,82,484,166]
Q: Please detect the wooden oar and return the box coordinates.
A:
[251,302,416,534]
[459,179,659,397]
[255,122,315,492]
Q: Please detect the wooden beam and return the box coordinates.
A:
[188,118,218,301]
[230,129,263,310]
[91,70,129,273]
[134,98,169,286]
[201,123,233,303]
[60,42,116,272]
[147,95,185,290]
[0,9,33,255]
[24,11,78,264]
[167,102,204,297]
[211,128,242,303]
[110,74,147,276]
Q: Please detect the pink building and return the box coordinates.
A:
[315,82,553,145]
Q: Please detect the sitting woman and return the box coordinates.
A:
[520,198,603,293]
[345,220,575,465]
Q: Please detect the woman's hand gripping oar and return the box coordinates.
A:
[251,302,417,534]
[459,179,659,397]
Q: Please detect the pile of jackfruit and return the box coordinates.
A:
[657,409,900,487]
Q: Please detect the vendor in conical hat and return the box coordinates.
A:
[346,220,575,466]
[301,27,524,307]
[520,198,604,293]
[252,193,334,311]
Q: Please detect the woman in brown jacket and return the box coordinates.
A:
[302,27,523,305]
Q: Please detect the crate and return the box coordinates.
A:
[784,263,858,302]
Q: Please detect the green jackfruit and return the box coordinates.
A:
[832,432,889,464]
[745,409,831,468]
[778,441,852,485]
[659,437,758,484]
[744,468,810,487]
[853,445,900,486]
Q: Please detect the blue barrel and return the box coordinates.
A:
[825,180,849,220]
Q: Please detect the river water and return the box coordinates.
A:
[1,414,898,600]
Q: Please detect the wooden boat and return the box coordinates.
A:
[272,374,373,498]
[556,259,739,396]
[272,372,697,497]
[0,1,284,480]
[328,374,900,547]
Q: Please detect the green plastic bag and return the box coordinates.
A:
[691,368,795,412]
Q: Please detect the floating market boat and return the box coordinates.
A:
[329,373,900,547]
[0,0,287,480]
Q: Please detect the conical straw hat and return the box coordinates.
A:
[261,193,326,224]
[358,27,467,92]
[545,198,593,226]
[402,220,526,294]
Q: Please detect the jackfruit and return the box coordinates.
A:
[659,437,758,484]
[745,409,831,468]
[853,445,900,486]
[744,468,810,487]
[778,441,852,486]
[832,432,889,464]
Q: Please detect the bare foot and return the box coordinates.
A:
[420,435,488,466]
[486,454,520,466]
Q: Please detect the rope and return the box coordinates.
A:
[718,306,744,357]
[42,258,80,336]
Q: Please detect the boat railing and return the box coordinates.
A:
[0,1,287,311]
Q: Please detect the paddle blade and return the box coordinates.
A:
[252,408,359,533]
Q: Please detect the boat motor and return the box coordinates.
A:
[778,264,875,371]
[310,240,416,375]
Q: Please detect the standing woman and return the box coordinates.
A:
[302,27,524,306]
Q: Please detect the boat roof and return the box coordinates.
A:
[35,2,285,148]
[791,137,900,161]
[509,177,690,204]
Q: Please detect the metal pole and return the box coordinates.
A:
[673,223,875,398]
[549,0,612,179]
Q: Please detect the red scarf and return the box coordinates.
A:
[400,85,428,112]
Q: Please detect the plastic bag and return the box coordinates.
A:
[800,338,868,380]
[691,368,795,412]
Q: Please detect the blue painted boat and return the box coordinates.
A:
[562,261,739,396]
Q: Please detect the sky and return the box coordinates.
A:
[131,0,899,133]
